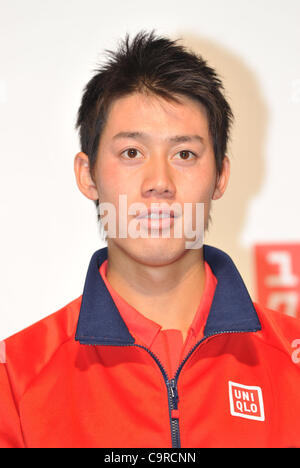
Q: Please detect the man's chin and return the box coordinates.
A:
[108,237,190,267]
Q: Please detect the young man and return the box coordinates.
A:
[1,31,300,449]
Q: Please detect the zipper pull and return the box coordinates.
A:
[169,379,179,410]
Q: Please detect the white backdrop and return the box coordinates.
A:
[1,0,299,340]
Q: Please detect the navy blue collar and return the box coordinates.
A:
[75,245,261,346]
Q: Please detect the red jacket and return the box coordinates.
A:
[1,245,300,448]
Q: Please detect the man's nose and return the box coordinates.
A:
[141,154,176,199]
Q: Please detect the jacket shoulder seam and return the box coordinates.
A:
[19,334,75,403]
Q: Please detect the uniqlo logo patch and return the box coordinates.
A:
[229,381,265,421]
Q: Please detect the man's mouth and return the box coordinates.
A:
[136,207,179,230]
[136,207,178,220]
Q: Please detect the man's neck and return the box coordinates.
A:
[105,243,206,340]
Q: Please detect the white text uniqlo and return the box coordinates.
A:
[228,381,265,421]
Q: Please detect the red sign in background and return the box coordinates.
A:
[254,243,300,319]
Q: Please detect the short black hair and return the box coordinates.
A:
[76,30,233,210]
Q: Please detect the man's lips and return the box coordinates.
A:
[136,207,179,220]
[135,206,181,231]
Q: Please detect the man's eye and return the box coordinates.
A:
[174,150,197,160]
[122,148,142,159]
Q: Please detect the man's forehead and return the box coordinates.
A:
[101,92,209,142]
[106,91,207,119]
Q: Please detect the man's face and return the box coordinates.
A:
[75,92,230,266]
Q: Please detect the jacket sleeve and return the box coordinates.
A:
[0,363,25,448]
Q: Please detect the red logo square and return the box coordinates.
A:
[254,243,300,319]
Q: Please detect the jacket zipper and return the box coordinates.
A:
[132,344,181,448]
[168,378,180,447]
[130,330,247,448]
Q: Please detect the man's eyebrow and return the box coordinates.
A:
[112,131,146,141]
[169,134,204,144]
[112,131,204,143]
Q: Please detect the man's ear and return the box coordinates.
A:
[212,156,230,200]
[73,152,99,201]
